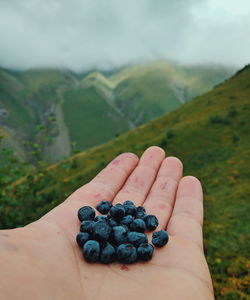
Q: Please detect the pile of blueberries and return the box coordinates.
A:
[76,200,169,264]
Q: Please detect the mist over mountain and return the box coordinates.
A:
[0,0,249,71]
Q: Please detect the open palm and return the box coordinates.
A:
[10,147,214,300]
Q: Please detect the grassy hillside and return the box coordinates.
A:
[0,68,131,162]
[109,61,234,125]
[3,64,249,299]
[63,87,133,150]
[75,62,234,126]
[0,69,36,134]
[114,67,181,125]
[0,68,77,162]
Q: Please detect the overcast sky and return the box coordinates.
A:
[0,0,249,72]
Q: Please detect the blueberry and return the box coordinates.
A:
[95,215,108,223]
[83,240,100,262]
[112,226,128,245]
[96,201,112,214]
[92,221,111,241]
[117,243,137,264]
[152,230,169,247]
[76,232,90,247]
[130,219,146,233]
[120,224,129,231]
[108,218,118,227]
[143,215,159,231]
[123,203,137,216]
[78,206,95,221]
[123,200,134,206]
[120,215,134,226]
[109,204,125,221]
[99,242,116,264]
[128,232,148,247]
[137,243,154,261]
[136,206,146,218]
[80,220,95,234]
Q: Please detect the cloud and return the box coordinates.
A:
[0,0,249,71]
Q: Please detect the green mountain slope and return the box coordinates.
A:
[4,64,249,299]
[0,68,77,162]
[63,87,133,150]
[0,68,132,162]
[109,62,234,125]
[0,69,35,134]
[82,62,234,126]
[114,67,181,125]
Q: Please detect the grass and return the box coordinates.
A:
[19,69,74,93]
[62,87,132,150]
[114,69,181,125]
[109,61,234,125]
[0,69,36,134]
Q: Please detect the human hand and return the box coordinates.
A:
[1,147,214,300]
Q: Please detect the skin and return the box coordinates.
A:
[0,146,214,300]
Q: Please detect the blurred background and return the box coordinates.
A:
[0,1,249,298]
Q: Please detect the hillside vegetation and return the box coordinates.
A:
[110,62,233,125]
[1,65,249,299]
[63,87,133,150]
[0,62,233,162]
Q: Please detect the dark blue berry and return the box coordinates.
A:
[76,232,90,247]
[137,243,154,261]
[152,230,169,247]
[96,201,112,214]
[117,243,137,264]
[80,220,95,233]
[109,204,125,221]
[123,203,137,216]
[120,215,134,226]
[143,215,159,231]
[128,232,148,247]
[120,224,129,231]
[112,226,128,245]
[99,242,116,264]
[94,215,108,223]
[92,221,111,241]
[108,218,118,227]
[78,206,95,221]
[123,200,134,206]
[83,240,100,262]
[136,206,146,218]
[130,219,146,233]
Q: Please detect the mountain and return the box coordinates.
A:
[0,68,132,163]
[0,62,234,163]
[109,62,234,125]
[0,68,77,162]
[82,62,234,125]
[62,87,133,150]
[5,64,249,299]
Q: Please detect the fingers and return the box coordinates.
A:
[167,176,204,248]
[69,152,139,204]
[143,157,183,229]
[112,146,165,206]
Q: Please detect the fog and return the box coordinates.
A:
[0,0,249,71]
